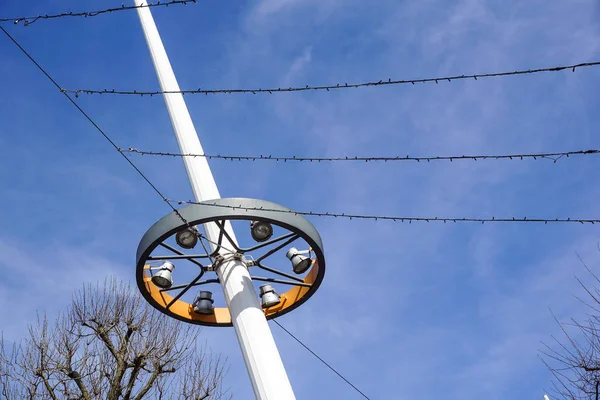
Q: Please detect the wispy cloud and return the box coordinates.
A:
[0,238,126,341]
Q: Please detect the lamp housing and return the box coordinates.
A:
[250,221,273,242]
[286,247,312,274]
[175,227,199,249]
[151,261,175,289]
[193,291,215,315]
[259,284,281,308]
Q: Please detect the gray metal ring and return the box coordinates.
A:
[136,197,326,326]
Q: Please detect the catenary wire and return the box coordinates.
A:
[63,61,600,96]
[169,199,600,225]
[273,320,371,399]
[5,27,597,227]
[121,148,600,164]
[0,0,197,26]
[0,26,190,225]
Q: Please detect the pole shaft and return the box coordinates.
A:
[135,4,295,399]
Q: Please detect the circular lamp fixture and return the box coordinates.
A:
[250,221,273,242]
[136,197,326,327]
[176,227,198,249]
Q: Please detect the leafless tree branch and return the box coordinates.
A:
[0,277,228,399]
[542,251,600,399]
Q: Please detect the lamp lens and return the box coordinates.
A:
[152,275,171,289]
[293,257,312,274]
[176,228,198,249]
[251,221,273,242]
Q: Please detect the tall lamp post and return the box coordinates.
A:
[133,3,326,399]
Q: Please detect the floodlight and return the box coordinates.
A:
[286,247,312,274]
[250,221,273,242]
[193,291,215,315]
[259,284,281,308]
[175,227,198,249]
[151,261,175,288]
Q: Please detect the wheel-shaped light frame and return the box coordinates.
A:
[136,198,325,327]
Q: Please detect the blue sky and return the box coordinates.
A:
[1,0,599,398]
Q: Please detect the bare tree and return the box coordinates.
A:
[542,254,600,400]
[0,277,229,400]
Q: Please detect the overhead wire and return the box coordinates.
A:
[63,61,600,96]
[0,26,190,226]
[0,0,197,26]
[121,148,600,164]
[168,199,600,225]
[273,319,371,399]
[4,26,598,229]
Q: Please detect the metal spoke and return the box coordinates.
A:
[256,263,304,283]
[252,276,311,288]
[160,278,220,292]
[197,235,215,264]
[148,254,210,260]
[165,271,206,309]
[212,219,226,254]
[202,220,238,254]
[256,234,300,263]
[213,220,241,252]
[159,243,205,270]
[241,232,297,253]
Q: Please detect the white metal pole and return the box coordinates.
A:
[134,3,295,399]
